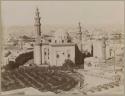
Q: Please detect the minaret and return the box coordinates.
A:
[35,8,41,43]
[91,44,93,56]
[19,38,23,49]
[101,37,106,63]
[78,22,83,52]
[34,8,42,65]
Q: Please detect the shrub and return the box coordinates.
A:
[62,59,75,70]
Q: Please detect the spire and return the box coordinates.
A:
[78,22,82,33]
[34,7,41,37]
[35,7,40,17]
[78,22,83,52]
[78,22,82,40]
[34,7,41,44]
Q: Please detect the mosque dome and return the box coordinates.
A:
[53,29,70,44]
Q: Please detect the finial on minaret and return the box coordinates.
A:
[36,7,39,11]
[78,22,81,26]
[78,22,82,36]
[35,7,40,17]
[36,7,39,13]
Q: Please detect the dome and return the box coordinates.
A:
[53,29,70,44]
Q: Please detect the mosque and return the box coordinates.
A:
[33,8,78,66]
[33,8,106,66]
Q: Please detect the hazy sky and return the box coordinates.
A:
[1,1,124,27]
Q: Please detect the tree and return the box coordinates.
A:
[62,59,75,70]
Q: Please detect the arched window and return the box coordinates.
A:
[88,63,92,67]
[62,40,64,43]
[49,39,51,42]
[48,49,49,55]
[55,40,57,43]
[68,54,70,58]
[110,49,112,56]
[44,52,46,55]
[56,54,59,58]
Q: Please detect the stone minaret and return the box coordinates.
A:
[78,22,83,52]
[101,37,106,62]
[18,38,23,49]
[35,8,41,40]
[34,8,42,65]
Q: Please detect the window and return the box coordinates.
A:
[68,54,70,58]
[44,52,46,55]
[56,54,59,58]
[110,49,112,56]
[29,64,32,66]
[62,40,64,43]
[49,40,51,42]
[88,63,92,67]
[55,40,56,43]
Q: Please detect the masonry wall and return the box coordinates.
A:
[93,40,106,60]
[49,45,75,66]
[41,44,50,64]
[33,44,42,65]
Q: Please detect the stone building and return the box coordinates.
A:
[92,37,106,62]
[33,8,110,67]
[33,8,76,66]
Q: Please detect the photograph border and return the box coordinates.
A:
[0,0,124,96]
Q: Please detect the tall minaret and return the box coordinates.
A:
[34,8,42,65]
[35,7,41,43]
[78,22,83,52]
[101,37,106,62]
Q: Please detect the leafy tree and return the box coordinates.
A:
[62,59,75,70]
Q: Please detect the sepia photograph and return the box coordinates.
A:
[0,0,124,96]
